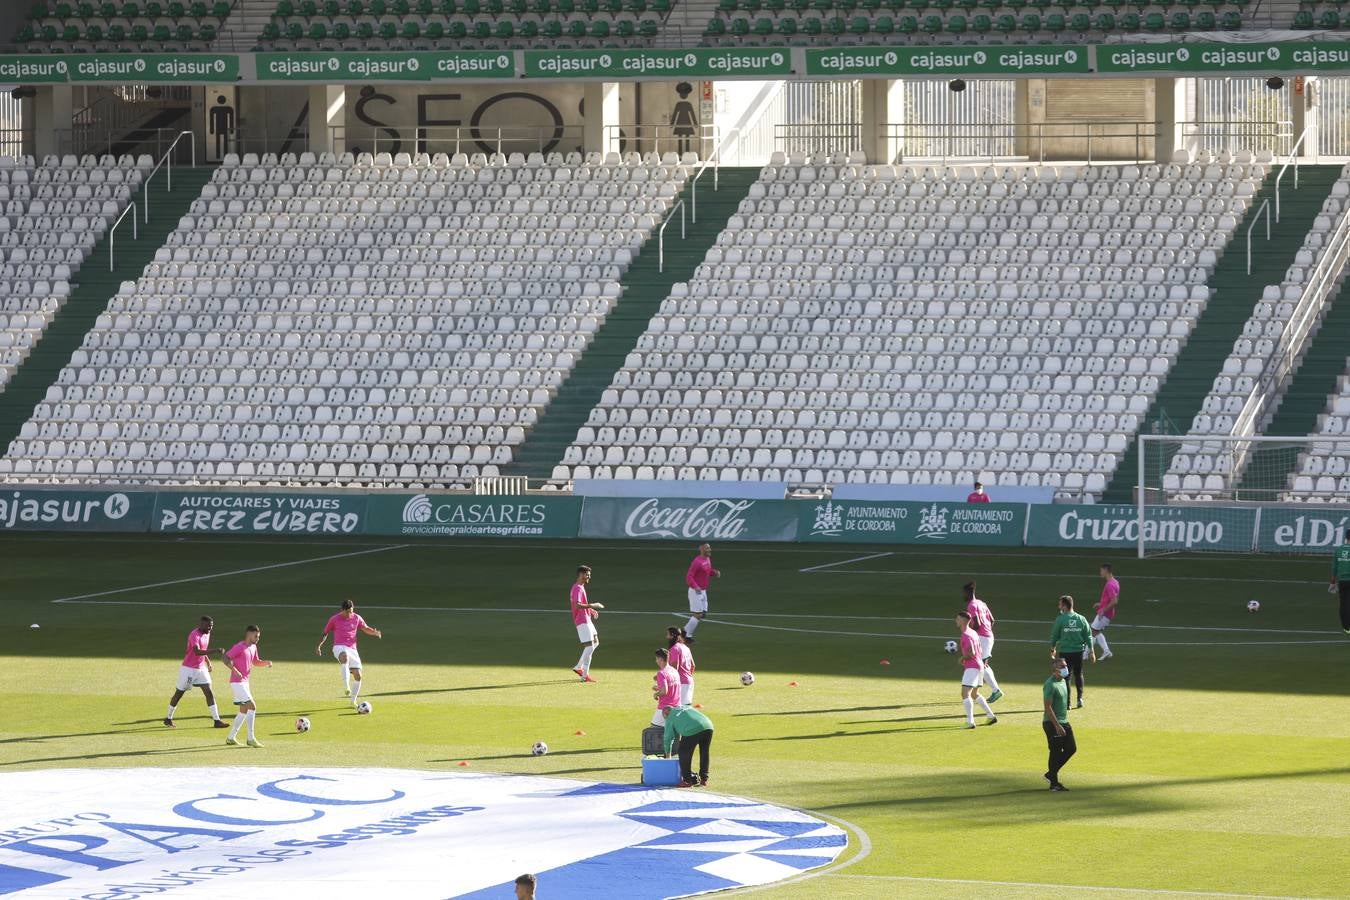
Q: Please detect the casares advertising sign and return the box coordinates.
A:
[799,499,1026,545]
[579,496,799,541]
[1026,503,1255,551]
[365,493,581,537]
[153,491,367,535]
[0,488,152,532]
[806,45,1089,77]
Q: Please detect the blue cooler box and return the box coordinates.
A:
[642,757,681,786]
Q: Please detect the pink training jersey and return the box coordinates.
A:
[225,641,258,683]
[181,627,210,669]
[966,598,994,637]
[668,642,694,684]
[1097,578,1120,620]
[959,628,983,670]
[570,583,594,626]
[655,665,681,709]
[323,612,367,648]
[686,556,713,591]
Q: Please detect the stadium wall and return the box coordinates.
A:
[1,486,1345,553]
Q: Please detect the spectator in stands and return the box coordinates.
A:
[967,481,990,504]
[514,873,537,898]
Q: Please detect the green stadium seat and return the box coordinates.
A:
[393,0,411,11]
[379,19,396,37]
[345,0,361,12]
[930,0,950,10]
[729,14,748,32]
[897,12,916,30]
[308,21,326,37]
[332,20,350,37]
[874,12,893,30]
[1219,9,1239,26]
[579,0,596,13]
[638,16,656,34]
[993,11,1013,30]
[28,0,46,16]
[283,21,301,38]
[616,16,634,34]
[368,0,386,11]
[152,22,170,39]
[704,15,725,33]
[484,0,503,14]
[1028,0,1050,11]
[565,16,583,34]
[543,17,562,35]
[76,0,93,16]
[1045,11,1063,29]
[519,17,538,35]
[120,1,138,15]
[849,13,867,30]
[295,0,313,15]
[626,0,646,12]
[495,19,512,36]
[921,12,940,30]
[742,0,761,11]
[531,0,549,11]
[825,13,844,31]
[1319,9,1339,26]
[1169,10,1188,27]
[946,13,965,30]
[40,23,59,40]
[1092,10,1112,27]
[1068,10,1087,28]
[189,0,206,16]
[1193,9,1214,27]
[836,0,856,12]
[777,14,797,31]
[861,0,880,10]
[802,14,821,31]
[403,19,420,36]
[1119,10,1139,28]
[717,0,734,9]
[651,0,668,11]
[416,0,432,12]
[85,22,102,39]
[1143,10,1164,28]
[1003,0,1024,10]
[788,0,808,12]
[355,20,374,37]
[15,23,35,42]
[198,21,215,38]
[1019,12,1039,30]
[510,0,528,12]
[99,1,115,16]
[471,18,490,35]
[970,11,988,29]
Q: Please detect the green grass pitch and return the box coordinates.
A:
[3,533,1348,898]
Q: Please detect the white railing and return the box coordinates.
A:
[1227,196,1350,480]
[1246,198,1271,275]
[141,129,195,224]
[107,198,139,272]
[689,127,738,224]
[473,475,529,495]
[658,199,685,273]
[1274,125,1310,222]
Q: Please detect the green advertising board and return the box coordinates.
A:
[153,491,367,535]
[798,499,1026,545]
[1026,504,1256,552]
[0,488,153,532]
[257,51,515,82]
[68,54,238,82]
[1256,507,1350,553]
[579,496,798,541]
[524,48,791,79]
[1097,42,1350,75]
[805,45,1089,77]
[0,55,71,83]
[366,493,581,537]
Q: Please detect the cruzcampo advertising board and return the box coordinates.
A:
[524,48,792,79]
[1025,503,1256,552]
[805,45,1090,77]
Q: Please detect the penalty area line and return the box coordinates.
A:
[49,544,411,603]
[799,552,894,573]
[824,874,1310,899]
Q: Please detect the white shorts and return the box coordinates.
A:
[175,665,211,692]
[961,668,983,688]
[651,707,669,727]
[1091,615,1112,631]
[688,588,708,613]
[230,681,254,706]
[576,621,597,643]
[333,644,362,669]
[680,682,694,706]
[978,635,994,659]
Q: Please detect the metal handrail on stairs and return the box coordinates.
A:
[141,130,196,224]
[107,197,138,272]
[658,199,686,274]
[690,128,739,224]
[1274,125,1309,223]
[1246,198,1271,276]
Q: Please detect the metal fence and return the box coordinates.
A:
[1191,77,1294,157]
[906,79,1015,159]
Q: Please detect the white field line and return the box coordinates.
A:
[694,612,1343,636]
[51,599,679,618]
[810,568,1327,585]
[822,874,1313,900]
[798,551,895,573]
[48,544,410,602]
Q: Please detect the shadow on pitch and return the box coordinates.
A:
[734,708,1041,741]
[2,726,169,743]
[431,747,630,763]
[0,745,226,767]
[365,680,571,699]
[734,702,950,718]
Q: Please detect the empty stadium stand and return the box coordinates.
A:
[1284,360,1350,502]
[551,154,1278,498]
[15,0,231,51]
[0,150,692,486]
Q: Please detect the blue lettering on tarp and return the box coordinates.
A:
[98,821,258,853]
[256,775,405,807]
[0,861,67,895]
[172,795,325,827]
[0,834,128,872]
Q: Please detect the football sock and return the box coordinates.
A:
[685,617,700,635]
[342,663,350,690]
[351,680,362,702]
[1095,633,1111,654]
[976,695,995,717]
[207,704,220,721]
[578,644,596,674]
[963,697,974,725]
[245,710,257,740]
[166,704,176,720]
[228,713,245,740]
[982,666,1001,693]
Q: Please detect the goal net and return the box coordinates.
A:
[1135,434,1350,558]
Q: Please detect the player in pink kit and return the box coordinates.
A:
[223,625,273,748]
[1092,563,1119,661]
[570,565,604,682]
[956,611,997,729]
[652,648,681,725]
[666,626,696,706]
[164,615,228,729]
[963,581,1004,704]
[316,598,383,707]
[685,543,720,637]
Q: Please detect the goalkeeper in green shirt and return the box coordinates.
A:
[1332,528,1350,634]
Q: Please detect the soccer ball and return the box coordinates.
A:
[944,640,959,654]
[1247,600,1260,612]
[532,741,549,756]
[355,701,372,715]
[295,717,311,733]
[740,671,755,686]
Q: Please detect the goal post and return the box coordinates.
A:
[1135,434,1350,558]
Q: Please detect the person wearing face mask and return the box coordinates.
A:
[1042,657,1076,792]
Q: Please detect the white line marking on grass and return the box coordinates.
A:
[799,552,894,573]
[686,612,1343,636]
[50,599,681,618]
[49,545,410,602]
[824,874,1311,899]
[813,569,1327,585]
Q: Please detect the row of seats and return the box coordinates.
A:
[262,13,661,44]
[555,161,1264,498]
[15,0,227,49]
[706,7,1239,38]
[1,155,691,488]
